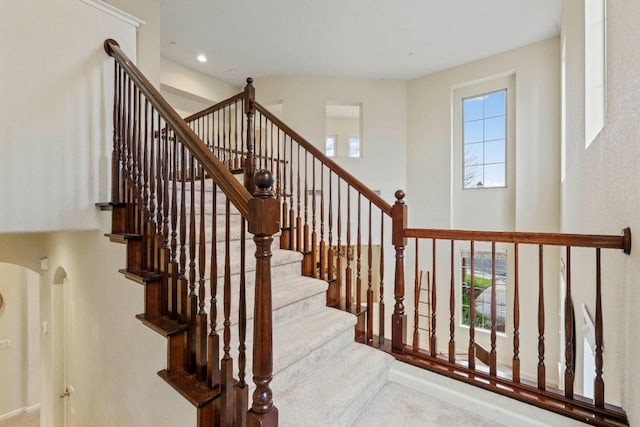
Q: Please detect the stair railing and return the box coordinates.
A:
[392,187,631,426]
[104,39,278,427]
[187,79,633,425]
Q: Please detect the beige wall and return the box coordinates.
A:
[0,0,137,233]
[561,0,640,418]
[0,264,40,419]
[406,38,562,386]
[160,57,240,114]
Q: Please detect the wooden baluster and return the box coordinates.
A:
[303,150,309,255]
[247,171,279,427]
[155,118,163,270]
[236,217,249,426]
[288,137,295,251]
[221,196,234,426]
[241,99,245,165]
[449,239,455,362]
[391,190,407,353]
[169,134,178,319]
[234,100,240,169]
[379,212,385,348]
[148,110,156,269]
[143,101,151,270]
[280,132,288,246]
[413,239,420,351]
[513,242,520,382]
[319,167,326,279]
[244,78,256,193]
[327,171,334,283]
[178,146,188,347]
[195,167,207,380]
[222,107,227,166]
[187,154,198,373]
[564,246,574,398]
[356,193,361,312]
[131,88,139,233]
[162,125,171,314]
[296,144,302,251]
[367,201,373,344]
[430,238,437,356]
[469,241,476,370]
[311,158,318,278]
[207,182,220,389]
[345,186,352,310]
[490,241,497,376]
[111,62,120,202]
[124,77,132,211]
[537,245,545,390]
[336,179,343,307]
[276,127,282,199]
[594,248,604,408]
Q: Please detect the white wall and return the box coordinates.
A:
[160,57,241,115]
[406,38,561,385]
[0,263,40,419]
[0,0,137,232]
[561,0,640,419]
[254,75,407,205]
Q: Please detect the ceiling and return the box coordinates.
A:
[160,0,563,87]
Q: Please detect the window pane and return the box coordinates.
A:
[464,164,483,188]
[464,120,483,144]
[483,163,505,187]
[484,116,505,140]
[349,137,360,157]
[484,139,505,164]
[463,97,483,121]
[484,90,505,117]
[464,143,483,166]
[326,136,336,157]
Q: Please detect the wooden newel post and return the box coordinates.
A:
[244,78,257,194]
[247,170,280,427]
[392,190,408,353]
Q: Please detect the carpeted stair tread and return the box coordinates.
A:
[277,342,394,427]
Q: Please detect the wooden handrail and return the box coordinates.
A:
[404,227,631,252]
[184,92,244,123]
[104,39,252,219]
[254,102,393,217]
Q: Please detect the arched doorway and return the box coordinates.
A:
[0,263,41,424]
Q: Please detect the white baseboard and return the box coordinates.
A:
[25,403,40,413]
[389,360,588,427]
[0,404,40,421]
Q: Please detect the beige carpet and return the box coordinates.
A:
[0,410,39,427]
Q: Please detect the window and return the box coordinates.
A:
[325,135,336,157]
[325,103,361,157]
[463,90,506,189]
[585,0,606,147]
[348,136,360,157]
[461,250,506,333]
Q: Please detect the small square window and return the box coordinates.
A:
[326,135,336,157]
[348,137,360,158]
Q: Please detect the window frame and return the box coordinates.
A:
[462,89,508,190]
[325,134,337,157]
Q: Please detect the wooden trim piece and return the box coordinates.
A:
[80,0,145,28]
[404,228,629,251]
[183,93,244,123]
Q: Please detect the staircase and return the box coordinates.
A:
[103,38,632,426]
[104,171,395,426]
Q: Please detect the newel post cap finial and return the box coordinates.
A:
[254,170,274,198]
[104,39,120,56]
[246,77,254,86]
[394,190,406,204]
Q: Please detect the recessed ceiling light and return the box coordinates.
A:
[226,69,238,74]
[197,54,207,63]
